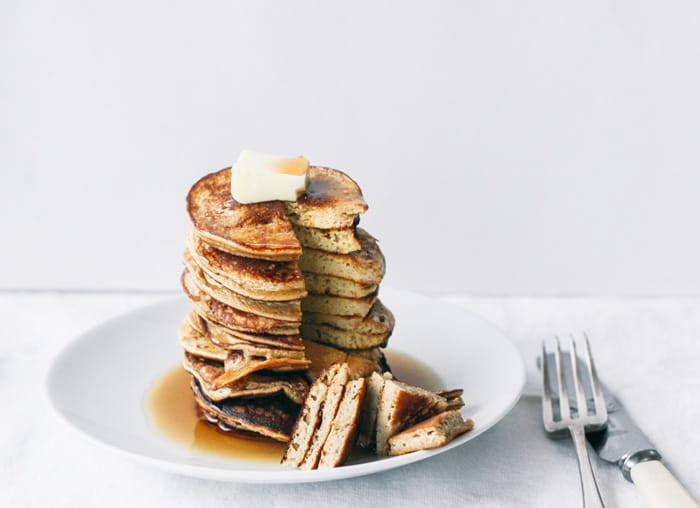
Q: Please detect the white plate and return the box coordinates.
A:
[47,288,525,483]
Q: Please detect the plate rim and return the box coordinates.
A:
[46,289,526,484]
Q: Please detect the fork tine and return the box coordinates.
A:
[569,335,588,418]
[541,343,554,425]
[554,336,571,420]
[582,333,607,418]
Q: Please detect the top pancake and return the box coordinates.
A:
[187,166,367,262]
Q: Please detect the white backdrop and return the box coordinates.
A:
[2,0,700,294]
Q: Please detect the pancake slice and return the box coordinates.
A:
[191,378,300,442]
[281,364,341,466]
[298,229,384,284]
[387,410,474,456]
[318,377,367,468]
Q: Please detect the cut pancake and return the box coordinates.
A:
[299,364,350,469]
[191,378,300,442]
[187,229,306,301]
[199,313,304,350]
[301,292,377,317]
[374,378,452,455]
[302,272,377,298]
[387,410,474,456]
[357,371,388,449]
[301,323,390,350]
[182,270,300,335]
[318,377,367,468]
[187,168,302,261]
[302,299,394,334]
[284,166,368,229]
[281,364,341,466]
[184,248,301,322]
[298,229,384,284]
[303,340,385,380]
[183,353,308,403]
[292,224,361,254]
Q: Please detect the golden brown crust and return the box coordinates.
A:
[187,168,302,261]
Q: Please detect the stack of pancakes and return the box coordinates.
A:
[178,165,394,441]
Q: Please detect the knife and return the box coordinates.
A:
[587,384,698,508]
[542,352,698,508]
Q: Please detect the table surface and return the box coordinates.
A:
[2,291,698,508]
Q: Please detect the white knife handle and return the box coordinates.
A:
[630,460,699,508]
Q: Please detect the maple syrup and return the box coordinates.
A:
[144,350,442,462]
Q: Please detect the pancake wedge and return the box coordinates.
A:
[301,323,390,350]
[318,377,367,468]
[302,272,377,298]
[302,299,394,334]
[387,410,474,456]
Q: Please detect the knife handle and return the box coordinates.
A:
[631,460,699,508]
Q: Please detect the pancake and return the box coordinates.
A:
[301,272,378,298]
[301,292,377,317]
[284,166,368,229]
[187,229,307,301]
[281,364,341,465]
[199,313,304,350]
[301,323,390,350]
[183,249,301,322]
[318,377,367,468]
[179,318,228,361]
[187,168,302,261]
[292,224,361,254]
[298,229,385,284]
[183,353,308,403]
[191,378,300,442]
[182,269,300,335]
[387,410,474,456]
[302,299,395,334]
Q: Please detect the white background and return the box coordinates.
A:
[3,0,700,295]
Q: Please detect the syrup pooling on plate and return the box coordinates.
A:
[144,351,442,463]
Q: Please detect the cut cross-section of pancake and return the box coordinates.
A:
[303,340,386,380]
[387,410,474,456]
[301,292,377,318]
[187,228,307,301]
[374,378,452,455]
[298,229,384,284]
[281,364,341,466]
[187,168,302,261]
[302,299,394,334]
[284,166,368,230]
[292,224,361,254]
[301,272,378,298]
[356,371,388,449]
[318,377,367,468]
[300,323,390,350]
[191,378,300,442]
[183,248,301,321]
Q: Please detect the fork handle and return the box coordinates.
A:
[630,460,699,508]
[569,425,606,508]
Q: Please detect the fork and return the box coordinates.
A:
[541,335,608,508]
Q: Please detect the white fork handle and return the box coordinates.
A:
[630,460,699,508]
[569,425,606,508]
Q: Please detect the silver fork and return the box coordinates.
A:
[541,335,608,508]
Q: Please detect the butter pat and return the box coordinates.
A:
[231,150,309,204]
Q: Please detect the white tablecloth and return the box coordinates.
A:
[2,292,698,507]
